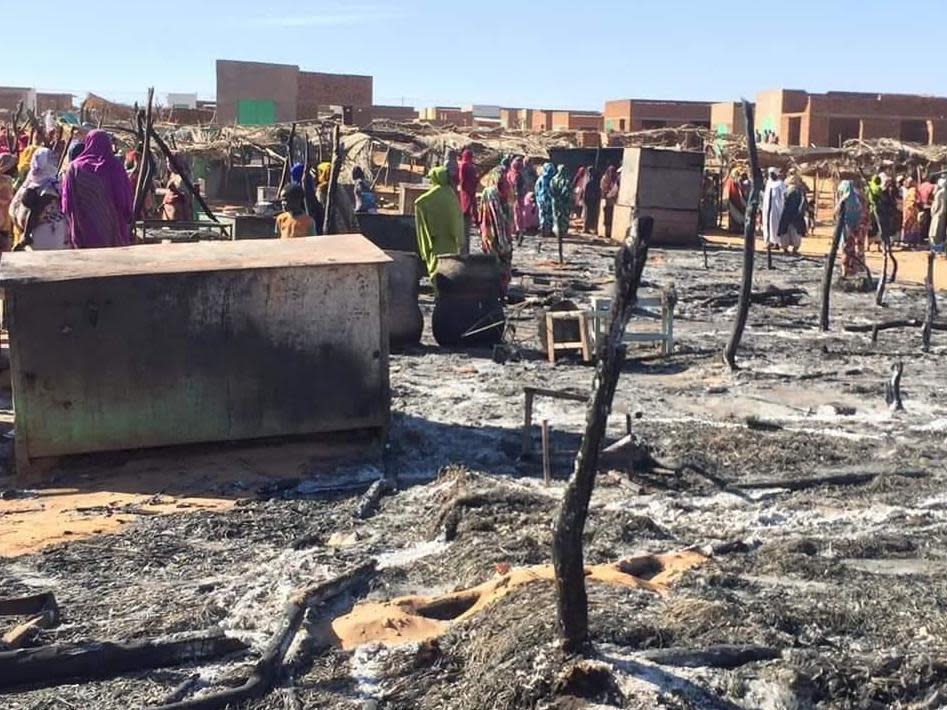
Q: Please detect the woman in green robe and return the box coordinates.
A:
[415,166,464,278]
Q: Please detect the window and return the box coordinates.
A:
[237,99,276,126]
[619,119,626,131]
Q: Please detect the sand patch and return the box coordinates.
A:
[331,549,705,650]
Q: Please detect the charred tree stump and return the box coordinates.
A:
[552,217,652,654]
[923,250,937,352]
[323,124,343,236]
[722,100,764,370]
[819,212,846,331]
[885,361,904,411]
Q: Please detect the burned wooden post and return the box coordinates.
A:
[276,122,297,198]
[551,216,652,654]
[148,125,219,224]
[885,361,904,411]
[323,124,343,236]
[133,88,154,223]
[819,211,847,331]
[922,250,937,352]
[722,100,763,370]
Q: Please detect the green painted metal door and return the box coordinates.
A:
[237,99,276,126]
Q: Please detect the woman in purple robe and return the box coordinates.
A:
[61,130,133,248]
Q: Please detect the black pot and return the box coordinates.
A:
[433,254,504,299]
[385,250,423,349]
[433,295,505,347]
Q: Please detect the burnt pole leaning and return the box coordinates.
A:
[818,206,847,331]
[722,100,764,370]
[551,216,653,654]
[323,124,343,236]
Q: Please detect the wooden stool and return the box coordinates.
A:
[545,311,592,364]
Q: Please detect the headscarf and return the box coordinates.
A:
[317,161,332,186]
[23,148,59,191]
[290,162,305,184]
[70,130,119,177]
[572,166,587,189]
[508,157,525,197]
[415,166,464,278]
[535,162,556,203]
[837,180,862,229]
[62,129,134,248]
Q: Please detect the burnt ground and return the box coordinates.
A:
[2,231,947,709]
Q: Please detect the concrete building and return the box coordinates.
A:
[755,89,947,147]
[418,107,474,127]
[167,93,198,109]
[463,104,502,120]
[216,60,372,125]
[0,87,73,114]
[604,99,713,132]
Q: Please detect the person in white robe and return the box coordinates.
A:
[762,169,787,248]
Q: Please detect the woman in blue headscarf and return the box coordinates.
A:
[534,162,556,238]
[837,179,868,278]
[550,165,573,240]
[290,162,321,234]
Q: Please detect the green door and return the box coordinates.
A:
[237,99,276,126]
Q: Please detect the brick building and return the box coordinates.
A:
[711,102,748,136]
[350,105,416,127]
[603,99,713,132]
[755,89,947,147]
[500,108,602,131]
[418,107,474,127]
[216,60,372,125]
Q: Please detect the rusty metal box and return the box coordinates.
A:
[0,235,391,468]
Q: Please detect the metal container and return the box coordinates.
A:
[0,235,392,471]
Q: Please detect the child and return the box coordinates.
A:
[276,184,316,239]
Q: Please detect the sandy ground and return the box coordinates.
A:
[1,225,946,709]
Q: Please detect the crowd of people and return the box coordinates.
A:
[412,152,622,294]
[722,164,947,276]
[0,126,198,251]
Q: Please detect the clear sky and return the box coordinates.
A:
[11,0,947,110]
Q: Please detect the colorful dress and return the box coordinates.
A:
[534,163,556,237]
[480,185,513,293]
[902,183,922,246]
[838,180,868,278]
[550,166,573,239]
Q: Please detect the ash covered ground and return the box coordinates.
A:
[2,232,947,709]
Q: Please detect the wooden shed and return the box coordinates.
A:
[612,147,705,246]
[0,235,392,470]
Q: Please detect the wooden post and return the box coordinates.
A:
[551,216,652,654]
[722,100,764,370]
[133,88,154,223]
[541,420,551,486]
[922,250,937,352]
[323,124,343,235]
[276,123,297,198]
[819,211,846,331]
[56,126,76,173]
[148,126,219,224]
